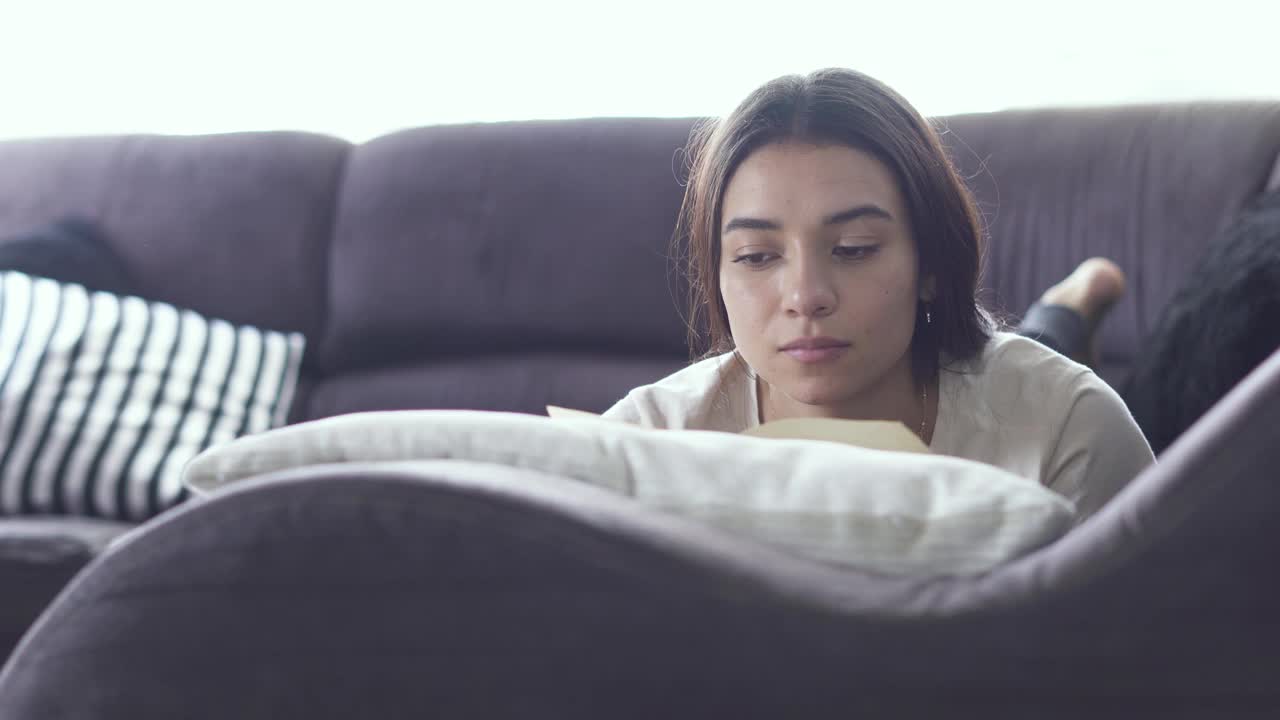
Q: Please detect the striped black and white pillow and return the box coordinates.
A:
[0,270,305,520]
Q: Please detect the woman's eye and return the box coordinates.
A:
[732,252,775,267]
[833,245,878,260]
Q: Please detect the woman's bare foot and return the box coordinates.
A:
[1038,257,1127,366]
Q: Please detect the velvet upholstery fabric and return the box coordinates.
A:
[941,103,1280,383]
[0,104,1279,704]
[302,353,686,419]
[1,346,1277,718]
[319,119,695,375]
[0,517,130,660]
[0,218,137,296]
[0,132,348,345]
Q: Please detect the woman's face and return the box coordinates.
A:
[718,141,931,417]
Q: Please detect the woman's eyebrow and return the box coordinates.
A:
[823,203,894,226]
[722,203,894,235]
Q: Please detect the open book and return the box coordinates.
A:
[546,406,930,455]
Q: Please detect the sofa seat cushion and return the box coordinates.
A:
[0,515,132,559]
[0,515,133,660]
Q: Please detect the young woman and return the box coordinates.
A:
[603,68,1154,523]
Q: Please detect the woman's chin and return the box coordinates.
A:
[772,380,860,412]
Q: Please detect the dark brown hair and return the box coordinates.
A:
[674,67,990,385]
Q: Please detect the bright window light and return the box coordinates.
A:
[1,0,1276,141]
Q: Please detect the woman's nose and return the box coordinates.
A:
[782,260,837,318]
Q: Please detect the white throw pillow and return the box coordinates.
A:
[0,270,305,520]
[183,409,1074,575]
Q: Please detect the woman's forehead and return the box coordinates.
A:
[723,141,904,221]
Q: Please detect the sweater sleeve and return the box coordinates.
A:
[1044,372,1156,524]
[601,393,646,425]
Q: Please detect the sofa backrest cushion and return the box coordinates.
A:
[301,353,686,419]
[317,118,696,375]
[940,103,1280,383]
[3,106,1278,420]
[0,132,349,346]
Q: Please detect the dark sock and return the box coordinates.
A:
[1017,302,1088,358]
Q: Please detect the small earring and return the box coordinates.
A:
[925,306,932,325]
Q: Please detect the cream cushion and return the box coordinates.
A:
[182,410,1075,576]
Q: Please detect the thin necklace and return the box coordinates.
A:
[919,382,929,442]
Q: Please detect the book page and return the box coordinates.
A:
[547,406,929,454]
[741,417,930,454]
[546,405,620,422]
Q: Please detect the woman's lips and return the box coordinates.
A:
[780,338,850,364]
[783,346,849,363]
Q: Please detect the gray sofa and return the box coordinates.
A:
[0,103,1278,717]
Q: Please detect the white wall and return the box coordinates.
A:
[1,0,1276,141]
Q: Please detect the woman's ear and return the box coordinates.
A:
[919,274,937,302]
